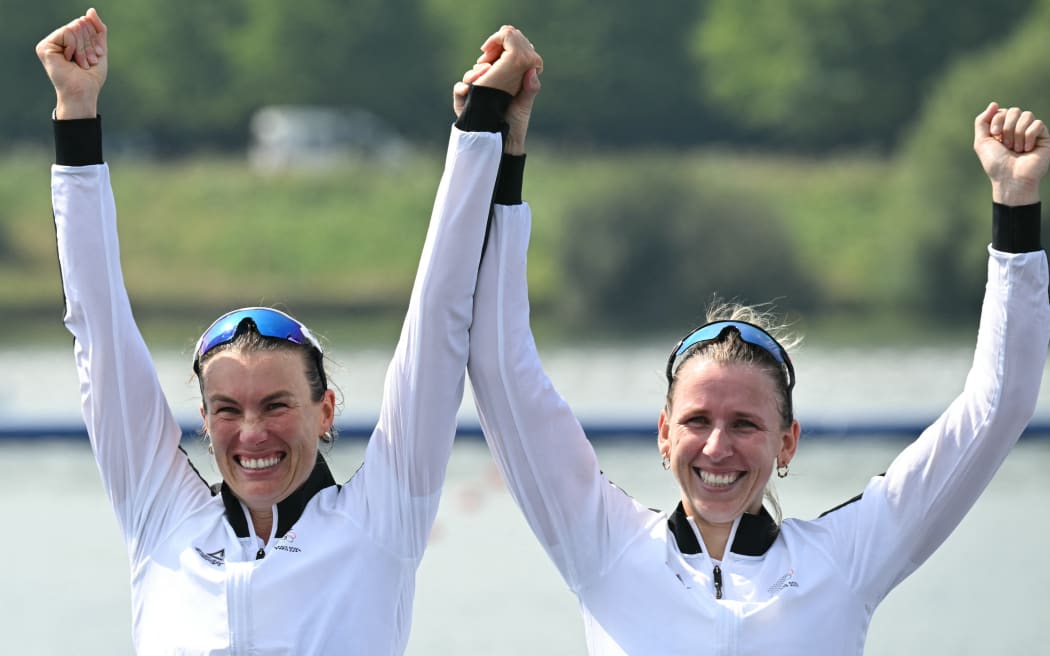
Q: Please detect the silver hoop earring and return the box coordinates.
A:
[776,462,789,478]
[661,456,670,470]
[207,441,214,455]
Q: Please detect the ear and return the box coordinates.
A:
[657,407,671,459]
[778,419,801,466]
[199,404,207,430]
[319,389,336,434]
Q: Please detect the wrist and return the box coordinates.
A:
[504,132,527,156]
[55,97,98,120]
[991,179,1040,206]
[455,85,511,133]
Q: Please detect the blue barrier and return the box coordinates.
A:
[3,421,1050,440]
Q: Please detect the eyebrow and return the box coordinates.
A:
[207,391,296,406]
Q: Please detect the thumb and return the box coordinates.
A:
[974,101,998,144]
[518,68,541,102]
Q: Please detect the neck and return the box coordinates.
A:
[694,516,733,560]
[249,508,274,544]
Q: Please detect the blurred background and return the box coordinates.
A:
[3,0,1050,653]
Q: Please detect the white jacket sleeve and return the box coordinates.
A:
[468,203,658,590]
[350,127,502,558]
[819,247,1050,602]
[53,164,212,558]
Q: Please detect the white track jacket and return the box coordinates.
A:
[469,202,1050,655]
[52,127,502,655]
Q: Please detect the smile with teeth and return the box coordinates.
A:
[237,454,285,470]
[695,468,743,487]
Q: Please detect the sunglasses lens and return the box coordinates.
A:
[196,308,317,360]
[667,320,794,388]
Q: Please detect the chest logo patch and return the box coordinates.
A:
[195,547,226,567]
[274,530,302,554]
[767,568,799,595]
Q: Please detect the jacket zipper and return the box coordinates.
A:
[713,565,723,599]
[256,548,265,560]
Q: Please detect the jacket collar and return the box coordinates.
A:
[667,501,779,557]
[218,452,337,539]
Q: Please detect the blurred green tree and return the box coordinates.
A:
[693,0,1036,151]
[226,0,446,141]
[101,2,250,152]
[555,168,815,333]
[888,0,1050,319]
[1,0,85,146]
[424,0,716,146]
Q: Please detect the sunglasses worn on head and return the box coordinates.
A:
[665,320,795,390]
[193,307,326,389]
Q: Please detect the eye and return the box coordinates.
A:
[267,401,289,411]
[733,418,760,431]
[683,414,710,427]
[213,406,238,417]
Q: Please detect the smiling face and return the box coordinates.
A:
[658,358,799,531]
[200,348,335,515]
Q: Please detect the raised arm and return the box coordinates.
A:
[41,10,210,551]
[467,49,658,590]
[823,102,1050,601]
[354,28,543,558]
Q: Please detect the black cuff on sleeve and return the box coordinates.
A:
[53,115,103,166]
[992,202,1041,253]
[454,85,511,133]
[494,154,526,205]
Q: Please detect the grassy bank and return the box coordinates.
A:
[3,143,949,348]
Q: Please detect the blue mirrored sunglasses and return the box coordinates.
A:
[192,307,326,387]
[665,320,795,390]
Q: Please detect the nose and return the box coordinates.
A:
[702,427,732,460]
[239,412,268,444]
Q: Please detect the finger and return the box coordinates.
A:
[989,108,1007,140]
[81,21,100,65]
[477,25,520,62]
[1014,110,1035,152]
[55,21,79,64]
[62,38,77,63]
[461,63,491,84]
[506,31,543,73]
[1001,106,1022,150]
[65,28,84,66]
[86,7,106,33]
[501,28,531,53]
[69,19,92,69]
[1024,118,1047,152]
[1011,109,1033,153]
[477,27,510,64]
[86,8,108,57]
[467,63,490,83]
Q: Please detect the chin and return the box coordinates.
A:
[691,497,754,524]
